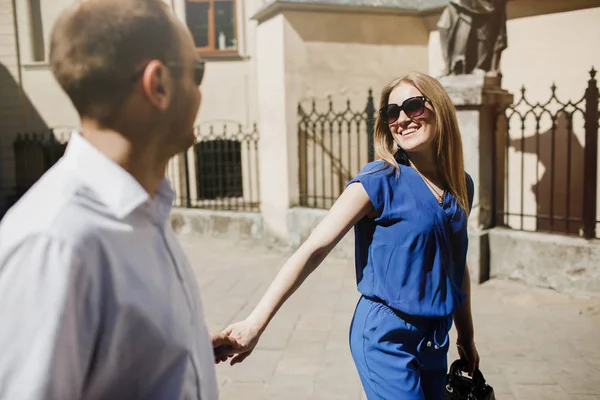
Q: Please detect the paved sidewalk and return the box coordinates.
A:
[181,236,600,400]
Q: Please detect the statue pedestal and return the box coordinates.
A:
[439,70,513,283]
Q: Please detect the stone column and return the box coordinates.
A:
[439,70,513,283]
[254,13,305,240]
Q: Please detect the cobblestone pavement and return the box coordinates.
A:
[180,236,600,400]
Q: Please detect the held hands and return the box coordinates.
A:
[210,331,240,364]
[219,318,262,366]
[456,339,480,377]
[210,317,262,365]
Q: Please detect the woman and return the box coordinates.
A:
[221,72,480,400]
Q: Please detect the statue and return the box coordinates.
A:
[437,0,507,76]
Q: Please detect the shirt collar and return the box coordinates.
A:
[63,131,174,220]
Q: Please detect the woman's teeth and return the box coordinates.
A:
[402,127,418,136]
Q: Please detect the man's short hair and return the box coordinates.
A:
[49,0,181,124]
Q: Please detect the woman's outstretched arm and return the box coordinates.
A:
[222,182,373,365]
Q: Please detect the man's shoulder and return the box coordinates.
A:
[0,165,112,252]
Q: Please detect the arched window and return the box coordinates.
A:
[185,0,238,54]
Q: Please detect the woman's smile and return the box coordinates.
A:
[399,124,421,137]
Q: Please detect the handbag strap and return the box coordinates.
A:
[448,359,488,387]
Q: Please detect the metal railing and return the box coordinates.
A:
[496,68,599,239]
[297,90,375,209]
[167,123,260,211]
[11,124,260,212]
[12,128,71,199]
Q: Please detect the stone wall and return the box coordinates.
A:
[169,208,263,241]
[489,228,600,296]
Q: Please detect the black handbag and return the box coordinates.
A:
[444,359,495,400]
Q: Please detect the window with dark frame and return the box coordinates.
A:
[195,140,243,200]
[185,0,238,54]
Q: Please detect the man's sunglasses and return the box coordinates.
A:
[379,96,430,124]
[168,60,205,86]
[131,59,205,86]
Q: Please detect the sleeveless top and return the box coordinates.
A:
[347,159,474,318]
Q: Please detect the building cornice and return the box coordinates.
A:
[251,0,446,23]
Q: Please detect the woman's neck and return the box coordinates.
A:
[406,149,439,180]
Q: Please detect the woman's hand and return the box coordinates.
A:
[221,318,263,366]
[457,339,480,376]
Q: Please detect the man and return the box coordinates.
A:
[0,0,236,398]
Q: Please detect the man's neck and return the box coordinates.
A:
[80,120,169,197]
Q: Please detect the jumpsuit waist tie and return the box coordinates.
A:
[362,296,451,353]
[416,317,451,353]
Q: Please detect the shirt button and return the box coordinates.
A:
[427,341,432,347]
[434,344,439,350]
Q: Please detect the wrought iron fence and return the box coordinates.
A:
[166,123,260,211]
[11,124,260,212]
[12,128,71,200]
[298,90,375,209]
[496,68,599,239]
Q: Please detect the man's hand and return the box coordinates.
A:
[210,331,239,364]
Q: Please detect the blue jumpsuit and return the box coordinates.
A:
[347,160,474,400]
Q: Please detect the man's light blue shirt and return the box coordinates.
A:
[0,132,218,400]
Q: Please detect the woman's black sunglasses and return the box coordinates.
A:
[379,96,430,124]
[131,59,205,86]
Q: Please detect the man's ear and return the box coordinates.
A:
[140,60,171,111]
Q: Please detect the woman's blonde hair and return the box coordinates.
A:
[373,72,469,215]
